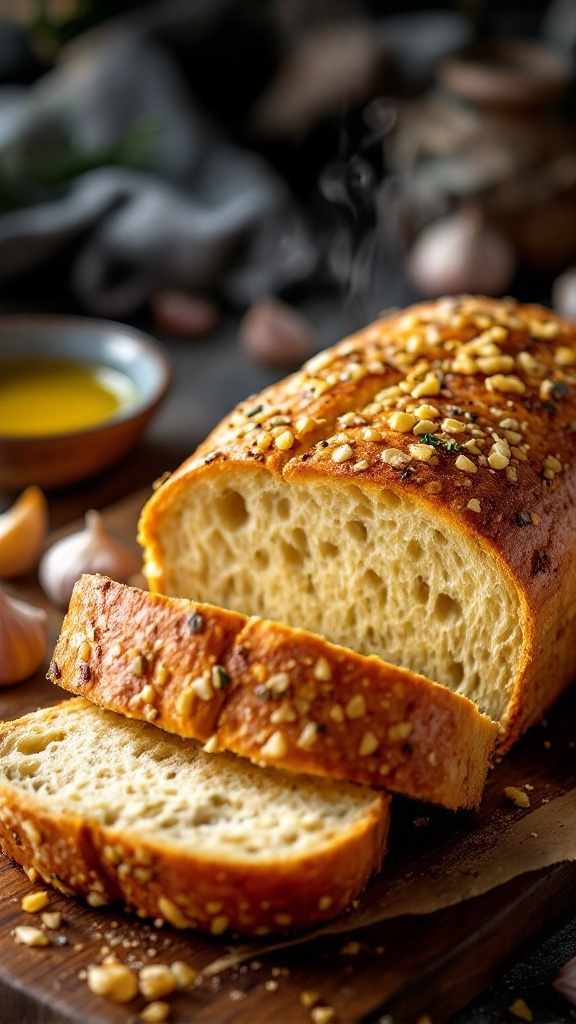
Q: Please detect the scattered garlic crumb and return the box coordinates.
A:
[87,961,138,1003]
[508,997,533,1021]
[21,891,50,914]
[14,925,49,947]
[311,1007,335,1024]
[340,941,361,956]
[300,990,321,1007]
[170,960,197,988]
[504,786,530,808]
[41,911,62,930]
[139,963,176,1000]
[140,1001,170,1023]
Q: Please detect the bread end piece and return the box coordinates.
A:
[0,699,389,936]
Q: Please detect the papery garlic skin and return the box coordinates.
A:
[407,209,516,298]
[554,954,576,1006]
[0,486,48,578]
[39,510,140,610]
[0,587,48,685]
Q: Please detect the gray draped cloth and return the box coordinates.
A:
[0,0,317,316]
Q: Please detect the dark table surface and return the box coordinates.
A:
[0,283,574,1024]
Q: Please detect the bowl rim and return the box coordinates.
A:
[0,313,172,443]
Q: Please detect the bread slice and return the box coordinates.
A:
[0,699,389,936]
[47,574,496,810]
[138,296,576,748]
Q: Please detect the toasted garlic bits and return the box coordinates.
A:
[503,786,530,808]
[14,925,49,947]
[138,964,176,1000]
[87,961,139,1003]
[21,890,49,913]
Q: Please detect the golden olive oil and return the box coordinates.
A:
[0,358,138,436]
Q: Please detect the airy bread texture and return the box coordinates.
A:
[140,296,576,746]
[48,575,496,809]
[0,699,389,936]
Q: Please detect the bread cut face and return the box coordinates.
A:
[0,699,389,935]
[147,467,522,724]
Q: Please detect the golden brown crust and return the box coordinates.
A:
[49,576,245,743]
[48,575,496,809]
[0,702,389,936]
[139,296,576,748]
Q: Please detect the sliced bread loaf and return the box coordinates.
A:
[0,699,389,936]
[138,296,576,747]
[47,574,496,810]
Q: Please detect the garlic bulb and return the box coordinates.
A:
[238,297,317,367]
[553,266,576,320]
[0,587,48,685]
[407,209,516,298]
[0,486,48,579]
[554,954,576,1006]
[39,510,140,610]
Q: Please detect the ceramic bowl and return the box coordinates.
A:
[0,315,171,490]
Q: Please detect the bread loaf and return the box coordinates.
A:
[48,574,496,809]
[139,295,576,747]
[0,699,389,936]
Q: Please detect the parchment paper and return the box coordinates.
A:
[205,787,576,975]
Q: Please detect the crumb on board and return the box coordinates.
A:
[340,940,362,956]
[310,1007,335,1024]
[503,786,530,808]
[300,990,321,1007]
[13,925,49,947]
[21,891,49,914]
[140,1001,170,1023]
[509,997,533,1021]
[41,911,62,930]
[86,960,139,1003]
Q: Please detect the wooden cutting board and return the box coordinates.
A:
[0,490,575,1024]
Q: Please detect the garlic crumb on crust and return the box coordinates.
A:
[171,296,576,546]
[270,297,576,536]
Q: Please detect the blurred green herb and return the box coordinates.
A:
[0,117,160,209]
[419,433,461,453]
[29,1,138,53]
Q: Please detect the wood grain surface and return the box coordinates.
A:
[0,489,575,1024]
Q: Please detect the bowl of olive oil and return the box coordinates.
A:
[0,316,171,489]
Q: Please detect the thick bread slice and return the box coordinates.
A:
[138,296,576,748]
[0,699,389,936]
[48,575,496,810]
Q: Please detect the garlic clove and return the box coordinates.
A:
[238,297,317,367]
[0,586,48,685]
[0,486,49,579]
[407,209,516,298]
[552,266,576,320]
[39,509,141,610]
